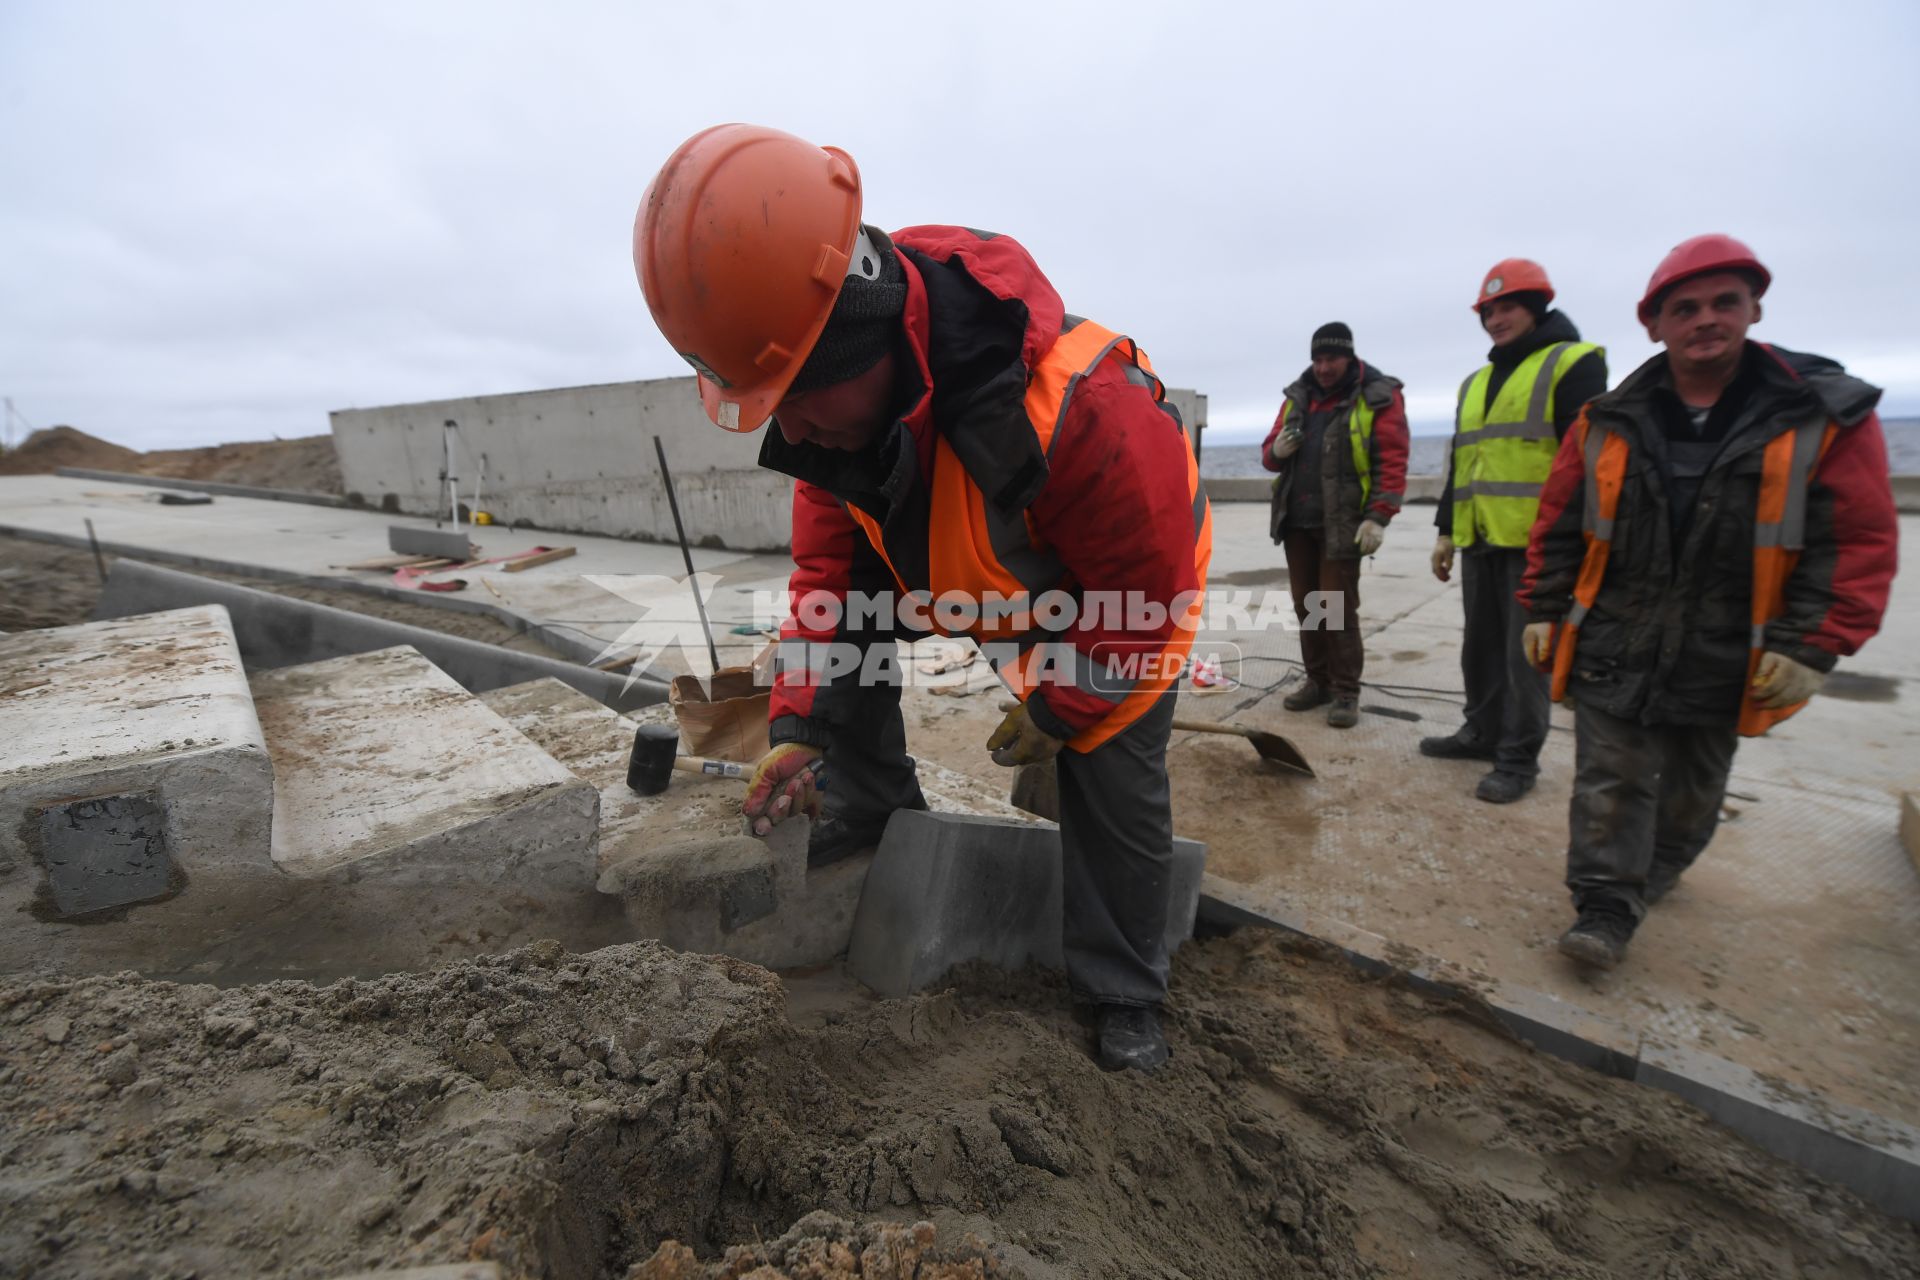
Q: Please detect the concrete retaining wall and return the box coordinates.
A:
[330,377,1211,552]
[330,379,789,551]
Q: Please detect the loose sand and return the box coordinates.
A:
[3,933,1914,1279]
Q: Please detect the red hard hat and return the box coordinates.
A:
[1636,234,1770,326]
[634,124,865,432]
[1473,258,1554,312]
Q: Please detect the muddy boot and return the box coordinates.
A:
[1282,681,1332,713]
[1095,1004,1169,1073]
[1557,906,1637,970]
[1325,697,1359,729]
[1474,770,1534,804]
[1419,731,1497,761]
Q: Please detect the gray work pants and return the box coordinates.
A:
[1566,699,1739,920]
[1459,547,1551,778]
[831,680,1177,1007]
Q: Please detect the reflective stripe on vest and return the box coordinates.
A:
[1547,416,1836,736]
[1451,341,1602,548]
[1279,391,1378,509]
[843,316,1213,753]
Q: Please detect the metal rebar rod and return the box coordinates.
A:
[653,435,720,674]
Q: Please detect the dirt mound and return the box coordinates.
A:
[0,425,342,494]
[1,933,1913,1279]
[0,426,143,476]
[139,435,343,494]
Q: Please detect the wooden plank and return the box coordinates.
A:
[500,545,577,573]
[593,653,641,673]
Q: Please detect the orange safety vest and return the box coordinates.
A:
[1549,415,1836,736]
[844,317,1212,752]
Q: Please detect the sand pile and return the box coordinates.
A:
[0,425,143,476]
[0,426,343,495]
[2,930,1912,1279]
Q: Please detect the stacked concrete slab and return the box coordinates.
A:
[0,609,607,980]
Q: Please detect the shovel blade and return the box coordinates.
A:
[1247,731,1315,778]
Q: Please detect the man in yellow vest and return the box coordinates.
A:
[634,125,1211,1071]
[1424,261,1606,803]
[1519,235,1898,969]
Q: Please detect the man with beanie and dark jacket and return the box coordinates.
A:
[636,125,1210,1073]
[1260,323,1409,728]
[1424,261,1606,803]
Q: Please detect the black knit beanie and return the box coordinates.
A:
[1310,321,1354,357]
[788,228,907,394]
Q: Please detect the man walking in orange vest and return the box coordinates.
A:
[634,126,1210,1070]
[1519,235,1897,969]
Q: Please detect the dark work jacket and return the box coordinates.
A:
[1260,362,1409,557]
[1520,343,1898,727]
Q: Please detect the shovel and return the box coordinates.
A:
[1170,717,1315,778]
[995,701,1314,780]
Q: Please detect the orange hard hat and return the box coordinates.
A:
[1636,234,1770,326]
[1474,258,1555,312]
[634,124,865,432]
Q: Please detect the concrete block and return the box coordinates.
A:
[847,809,1206,998]
[94,560,667,711]
[250,646,598,887]
[0,606,276,935]
[1635,1038,1920,1222]
[388,524,475,561]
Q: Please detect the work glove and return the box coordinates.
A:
[1354,520,1385,557]
[1431,535,1455,583]
[986,699,1067,768]
[1751,651,1824,710]
[1522,621,1555,670]
[1269,427,1303,461]
[743,742,824,836]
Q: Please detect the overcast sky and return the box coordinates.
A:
[3,0,1917,452]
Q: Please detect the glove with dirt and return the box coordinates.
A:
[1751,651,1825,710]
[987,699,1068,767]
[743,742,824,836]
[1269,427,1303,461]
[1354,520,1385,557]
[1431,535,1455,583]
[1523,621,1555,670]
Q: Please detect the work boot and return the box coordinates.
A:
[1474,770,1535,804]
[1095,1004,1170,1073]
[1419,731,1497,762]
[1282,681,1332,713]
[1325,698,1359,729]
[806,813,891,868]
[1557,906,1637,971]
